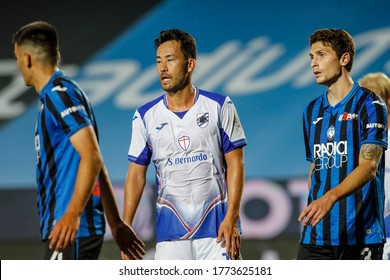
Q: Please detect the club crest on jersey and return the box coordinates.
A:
[178,135,191,151]
[327,126,335,141]
[197,113,209,128]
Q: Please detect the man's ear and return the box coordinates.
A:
[24,51,32,68]
[187,58,196,73]
[340,52,350,67]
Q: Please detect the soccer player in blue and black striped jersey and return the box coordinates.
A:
[297,29,388,260]
[13,21,145,260]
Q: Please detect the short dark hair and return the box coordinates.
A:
[309,28,355,72]
[13,21,59,66]
[154,29,197,60]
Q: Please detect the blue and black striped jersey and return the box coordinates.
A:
[301,82,387,246]
[35,71,105,241]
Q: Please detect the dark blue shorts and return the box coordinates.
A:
[43,235,104,260]
[297,243,384,260]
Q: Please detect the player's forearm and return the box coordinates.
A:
[123,165,146,225]
[99,164,122,226]
[307,163,314,191]
[225,149,245,220]
[123,187,144,225]
[67,151,103,216]
[226,174,244,220]
[327,159,379,202]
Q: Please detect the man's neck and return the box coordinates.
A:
[327,74,354,106]
[166,85,195,112]
[34,66,58,93]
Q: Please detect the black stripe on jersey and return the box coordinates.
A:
[305,99,324,244]
[46,94,71,135]
[371,91,386,142]
[53,77,87,129]
[304,102,313,161]
[322,112,338,246]
[354,92,368,244]
[41,107,58,240]
[337,98,354,244]
[311,101,323,202]
[354,94,366,244]
[37,156,47,238]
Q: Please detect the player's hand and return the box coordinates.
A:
[48,211,80,251]
[112,221,145,260]
[298,193,335,226]
[217,215,241,260]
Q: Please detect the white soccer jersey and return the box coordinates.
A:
[128,88,247,243]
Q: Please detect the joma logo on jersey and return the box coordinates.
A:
[313,141,348,171]
[61,105,85,118]
[338,112,358,121]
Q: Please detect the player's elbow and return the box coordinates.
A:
[91,150,103,171]
[365,161,379,182]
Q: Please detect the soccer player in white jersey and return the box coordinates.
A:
[359,72,390,260]
[121,29,247,260]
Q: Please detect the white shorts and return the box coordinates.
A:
[155,237,241,260]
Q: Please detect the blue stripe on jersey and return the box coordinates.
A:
[36,71,105,240]
[138,95,164,119]
[301,82,387,246]
[128,145,152,165]
[198,89,227,107]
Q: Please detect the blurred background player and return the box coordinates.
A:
[13,21,145,260]
[122,29,247,260]
[298,29,387,260]
[359,72,390,260]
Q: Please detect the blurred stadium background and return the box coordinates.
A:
[0,0,389,259]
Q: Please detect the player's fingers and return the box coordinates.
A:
[225,234,231,258]
[133,239,145,253]
[298,206,311,222]
[311,212,325,226]
[49,238,58,251]
[55,230,68,251]
[127,248,140,260]
[216,229,223,243]
[232,232,241,260]
[49,228,60,250]
[121,251,129,260]
[229,235,236,259]
[130,247,143,260]
[134,238,145,249]
[135,243,146,255]
[302,208,317,226]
